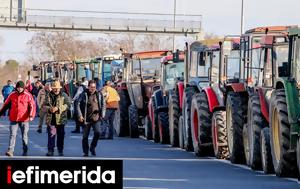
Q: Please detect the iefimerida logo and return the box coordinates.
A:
[6,166,116,184]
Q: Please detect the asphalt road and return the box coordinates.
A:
[0,117,298,189]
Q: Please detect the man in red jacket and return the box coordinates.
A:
[0,81,36,157]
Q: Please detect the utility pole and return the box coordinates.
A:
[9,0,13,22]
[240,0,245,35]
[173,0,176,51]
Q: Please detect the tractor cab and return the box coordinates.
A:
[160,50,185,92]
[102,54,123,83]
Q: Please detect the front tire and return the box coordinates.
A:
[212,110,229,159]
[261,127,274,174]
[158,112,170,144]
[169,92,180,147]
[129,105,139,138]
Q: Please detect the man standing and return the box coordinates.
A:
[36,82,51,133]
[76,80,104,156]
[0,81,36,157]
[43,80,70,156]
[1,80,14,116]
[102,81,120,139]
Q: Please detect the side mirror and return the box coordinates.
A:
[32,65,38,71]
[278,62,289,77]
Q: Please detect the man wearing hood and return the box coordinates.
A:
[0,81,36,157]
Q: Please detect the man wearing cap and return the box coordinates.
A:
[43,80,70,156]
[36,82,51,133]
[0,81,36,157]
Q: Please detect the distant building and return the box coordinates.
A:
[0,0,25,22]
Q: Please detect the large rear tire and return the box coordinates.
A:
[191,92,213,156]
[212,110,229,159]
[244,94,267,170]
[128,105,139,138]
[260,127,274,174]
[226,92,247,164]
[182,87,196,151]
[158,112,170,144]
[169,91,180,147]
[269,89,298,177]
[114,90,130,137]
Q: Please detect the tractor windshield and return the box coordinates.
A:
[164,61,184,90]
[226,50,240,81]
[273,44,289,79]
[294,38,300,83]
[132,58,161,79]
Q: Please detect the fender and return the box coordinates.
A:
[257,88,269,122]
[177,81,184,109]
[229,83,245,92]
[203,87,219,113]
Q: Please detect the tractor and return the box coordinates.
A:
[225,26,290,165]
[188,37,241,158]
[146,50,185,144]
[114,50,168,138]
[264,26,300,177]
[179,42,210,152]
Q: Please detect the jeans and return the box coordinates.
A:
[82,121,101,154]
[104,109,116,138]
[47,125,65,152]
[8,121,29,153]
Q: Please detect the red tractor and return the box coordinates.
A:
[188,37,241,158]
[146,50,185,144]
[114,50,168,138]
[224,26,290,166]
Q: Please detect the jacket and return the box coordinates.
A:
[2,84,14,100]
[102,86,120,109]
[0,90,36,122]
[37,88,50,109]
[76,89,105,125]
[43,91,70,125]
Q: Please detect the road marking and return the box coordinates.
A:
[124,178,187,182]
[124,187,168,189]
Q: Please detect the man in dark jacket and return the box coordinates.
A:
[76,80,104,157]
[43,80,70,156]
[0,81,36,157]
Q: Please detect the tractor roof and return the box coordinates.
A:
[245,26,289,34]
[161,53,185,64]
[133,50,169,59]
[288,26,300,36]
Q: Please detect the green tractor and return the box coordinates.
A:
[267,26,300,177]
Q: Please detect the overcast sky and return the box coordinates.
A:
[0,0,299,62]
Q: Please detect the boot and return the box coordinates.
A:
[37,127,42,133]
[46,150,54,156]
[5,150,13,157]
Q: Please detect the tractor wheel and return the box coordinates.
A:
[260,127,274,174]
[178,115,185,149]
[151,96,160,143]
[226,91,247,164]
[145,115,153,140]
[182,87,196,151]
[191,92,213,156]
[114,90,129,137]
[269,89,298,177]
[128,105,139,138]
[212,110,229,159]
[169,92,180,147]
[158,112,170,144]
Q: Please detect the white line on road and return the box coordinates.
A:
[124,187,168,189]
[124,178,188,182]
